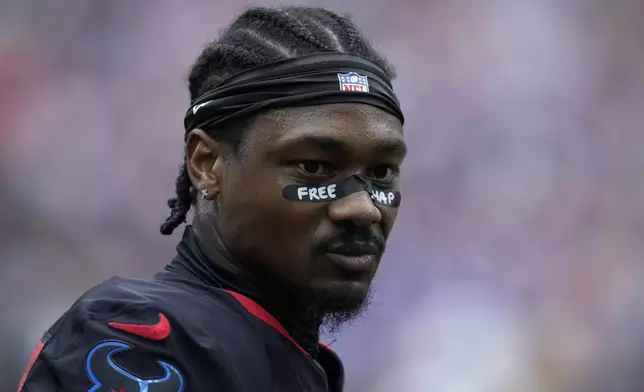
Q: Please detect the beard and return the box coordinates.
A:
[232,223,385,340]
[319,286,374,336]
[302,226,384,330]
[289,276,376,338]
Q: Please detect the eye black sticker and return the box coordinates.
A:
[282,175,401,207]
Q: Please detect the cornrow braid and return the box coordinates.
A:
[242,8,331,52]
[287,8,346,51]
[160,162,193,235]
[161,5,396,235]
[331,13,359,51]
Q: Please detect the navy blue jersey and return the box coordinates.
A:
[18,272,345,391]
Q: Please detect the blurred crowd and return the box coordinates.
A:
[2,0,644,391]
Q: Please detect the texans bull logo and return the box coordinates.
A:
[86,341,184,392]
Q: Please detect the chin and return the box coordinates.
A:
[317,282,374,334]
[288,277,375,334]
[309,278,373,313]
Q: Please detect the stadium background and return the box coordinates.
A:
[2,0,644,390]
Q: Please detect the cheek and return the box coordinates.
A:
[250,204,324,284]
[221,180,323,273]
[257,199,322,251]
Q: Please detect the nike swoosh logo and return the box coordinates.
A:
[108,313,171,341]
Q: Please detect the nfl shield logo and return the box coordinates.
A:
[337,72,369,92]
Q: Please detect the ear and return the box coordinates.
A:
[185,130,225,199]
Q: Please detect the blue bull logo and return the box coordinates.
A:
[86,341,184,392]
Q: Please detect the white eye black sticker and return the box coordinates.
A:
[282,175,401,207]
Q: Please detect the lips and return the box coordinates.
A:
[324,252,378,273]
[323,241,382,273]
[324,241,381,257]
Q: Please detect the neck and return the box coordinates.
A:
[190,215,323,356]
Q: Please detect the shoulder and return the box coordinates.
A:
[20,277,262,391]
[68,275,252,323]
[52,276,264,355]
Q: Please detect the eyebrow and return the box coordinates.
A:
[282,135,408,158]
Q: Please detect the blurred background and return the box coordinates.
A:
[2,0,644,391]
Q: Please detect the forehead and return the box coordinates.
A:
[247,103,405,156]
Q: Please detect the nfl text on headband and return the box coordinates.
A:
[184,52,404,136]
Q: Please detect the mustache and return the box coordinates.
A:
[316,228,386,256]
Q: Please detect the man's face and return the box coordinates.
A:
[212,103,405,312]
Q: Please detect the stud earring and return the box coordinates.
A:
[199,188,209,200]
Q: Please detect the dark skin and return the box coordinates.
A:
[185,103,406,325]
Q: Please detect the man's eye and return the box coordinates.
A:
[369,165,399,182]
[296,161,333,176]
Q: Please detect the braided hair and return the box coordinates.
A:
[160,5,396,235]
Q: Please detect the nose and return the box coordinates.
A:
[328,191,382,228]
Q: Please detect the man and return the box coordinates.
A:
[18,5,406,391]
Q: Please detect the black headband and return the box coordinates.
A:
[183,52,404,136]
